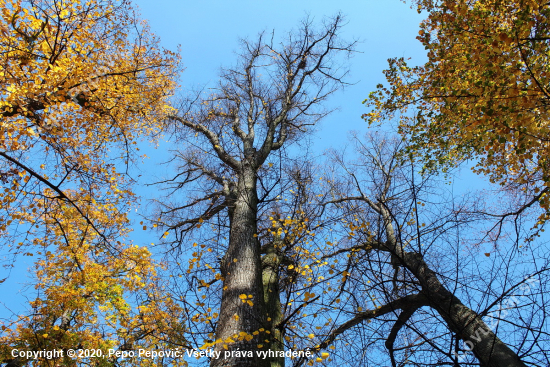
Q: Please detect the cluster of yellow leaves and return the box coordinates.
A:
[239,294,254,306]
[0,0,182,365]
[262,212,352,358]
[0,198,186,366]
[0,0,179,152]
[199,328,273,350]
[365,0,550,216]
[0,0,180,245]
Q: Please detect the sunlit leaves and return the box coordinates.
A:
[0,0,181,364]
[364,0,550,219]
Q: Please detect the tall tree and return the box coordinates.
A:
[364,0,550,224]
[164,131,550,367]
[0,0,182,365]
[315,133,548,367]
[158,15,354,367]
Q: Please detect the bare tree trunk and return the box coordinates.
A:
[212,167,268,367]
[324,135,535,366]
[161,17,353,366]
[262,237,284,367]
[376,179,527,367]
[402,252,527,367]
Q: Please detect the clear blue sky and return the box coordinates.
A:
[132,0,427,151]
[128,0,430,248]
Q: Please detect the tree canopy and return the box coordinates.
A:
[1,1,549,367]
[0,0,183,365]
[365,0,550,223]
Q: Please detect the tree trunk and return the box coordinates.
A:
[211,167,268,367]
[403,252,527,367]
[262,237,284,367]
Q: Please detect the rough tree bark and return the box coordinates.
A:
[262,234,284,367]
[160,15,354,367]
[322,136,530,367]
[377,192,527,367]
[214,164,266,367]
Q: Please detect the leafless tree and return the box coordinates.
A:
[312,132,550,367]
[156,15,355,367]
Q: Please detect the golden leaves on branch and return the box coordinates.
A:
[364,0,550,219]
[0,0,182,364]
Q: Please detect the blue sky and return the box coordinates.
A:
[132,0,427,152]
[126,0,431,263]
[127,0,430,249]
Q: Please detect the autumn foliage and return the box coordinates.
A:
[2,1,549,367]
[365,0,550,220]
[0,0,182,365]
